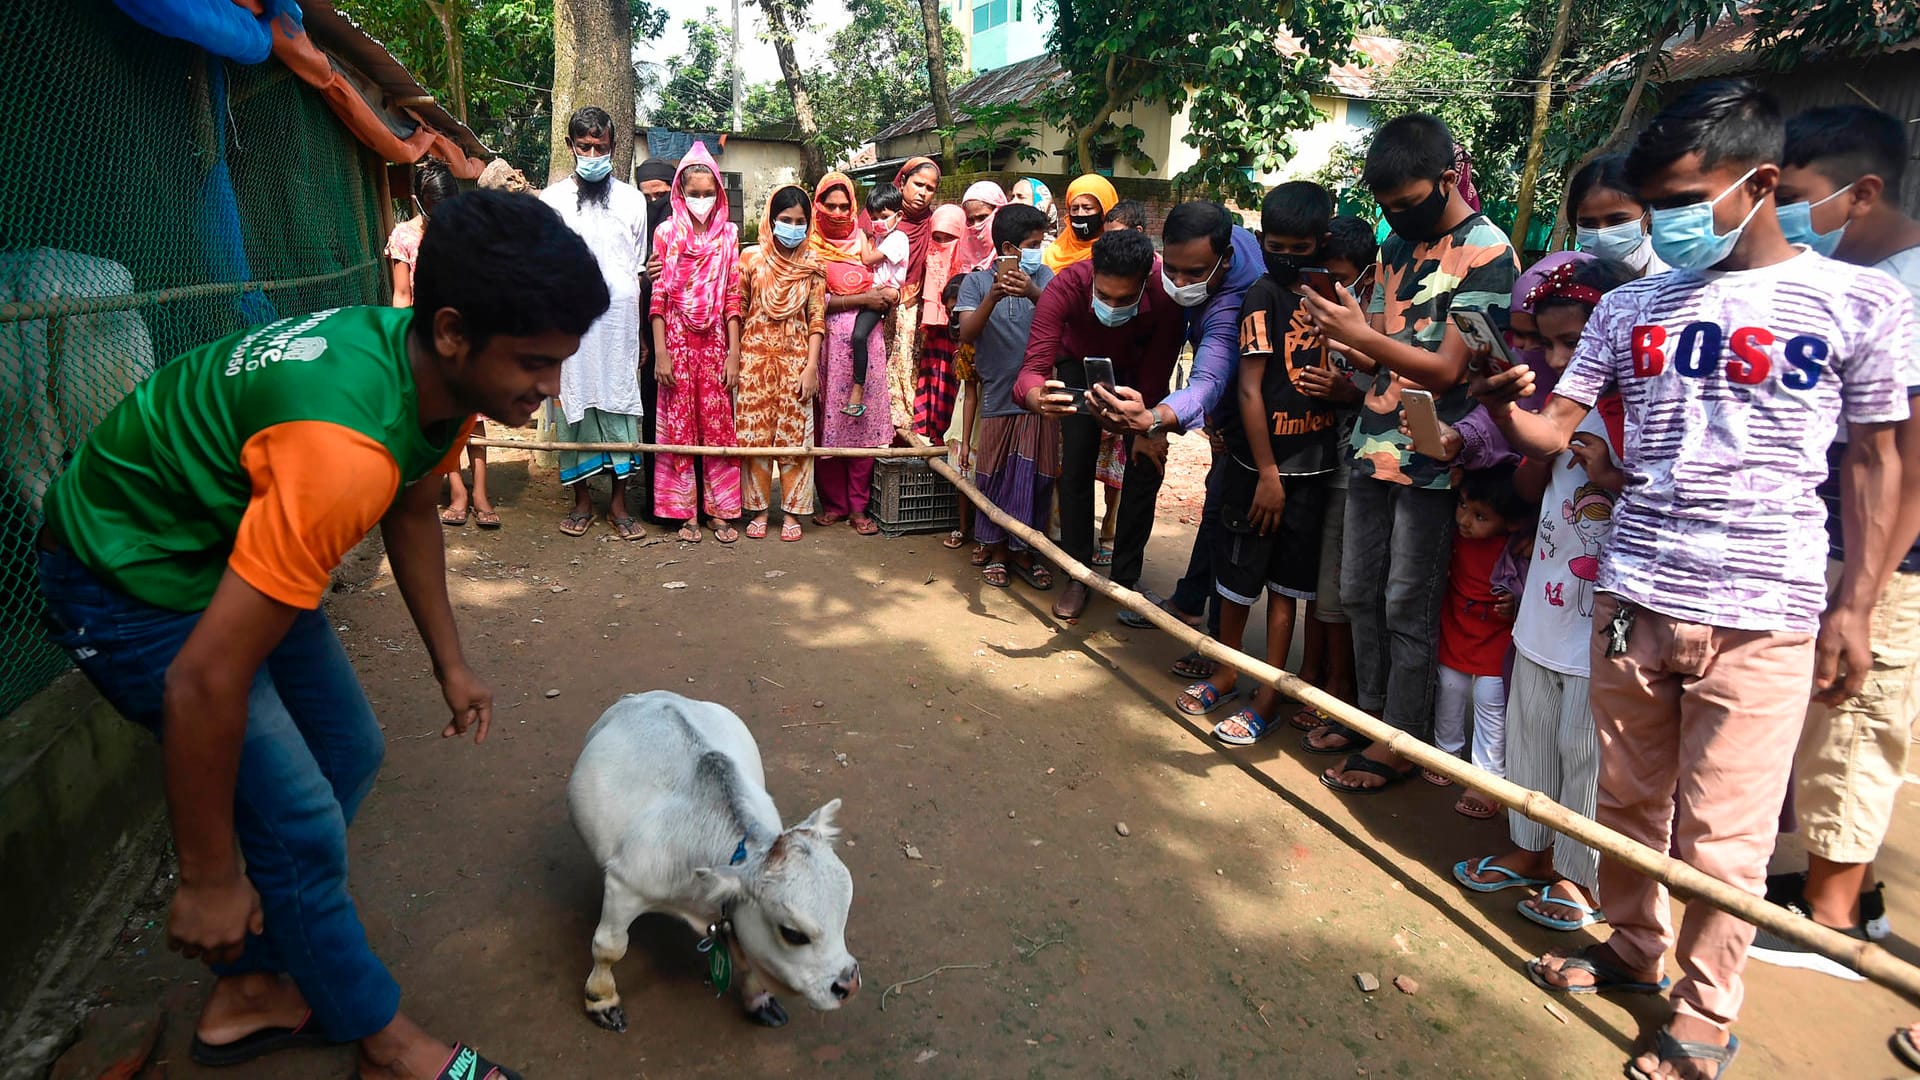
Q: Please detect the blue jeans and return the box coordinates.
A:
[38,547,400,1041]
[1169,452,1224,637]
[1339,477,1456,738]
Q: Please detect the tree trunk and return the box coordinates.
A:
[917,0,957,167]
[1508,0,1574,251]
[760,0,828,183]
[550,0,637,183]
[1073,53,1130,175]
[1548,18,1675,248]
[423,0,467,125]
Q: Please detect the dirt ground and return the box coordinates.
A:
[70,436,1920,1079]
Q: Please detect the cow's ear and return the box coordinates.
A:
[791,798,842,843]
[692,866,747,906]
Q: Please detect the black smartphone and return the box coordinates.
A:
[1299,268,1339,302]
[1084,356,1116,392]
[1064,386,1093,414]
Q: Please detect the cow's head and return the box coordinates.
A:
[693,799,859,1010]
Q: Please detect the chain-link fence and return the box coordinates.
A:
[0,0,388,717]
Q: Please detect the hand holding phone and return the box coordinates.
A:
[1401,388,1449,459]
[995,253,1019,279]
[1299,268,1339,302]
[1451,310,1516,374]
[1084,356,1116,392]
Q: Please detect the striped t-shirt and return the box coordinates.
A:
[1555,251,1915,632]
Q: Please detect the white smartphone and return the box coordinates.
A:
[1450,310,1516,373]
[1401,388,1449,459]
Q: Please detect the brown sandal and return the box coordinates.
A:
[558,511,591,537]
[851,515,880,536]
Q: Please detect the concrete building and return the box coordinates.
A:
[635,129,812,237]
[943,0,1053,74]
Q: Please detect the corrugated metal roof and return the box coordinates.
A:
[297,0,493,159]
[1583,10,1920,87]
[877,33,1405,142]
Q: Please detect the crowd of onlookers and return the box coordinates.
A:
[392,82,1920,1076]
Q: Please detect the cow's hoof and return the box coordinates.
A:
[588,1003,628,1032]
[748,997,789,1028]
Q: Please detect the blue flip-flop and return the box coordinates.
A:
[1212,707,1271,746]
[1453,855,1551,894]
[1518,882,1607,931]
[1176,681,1235,716]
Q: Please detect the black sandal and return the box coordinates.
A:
[1319,753,1418,795]
[1013,560,1054,590]
[1525,945,1671,996]
[1301,721,1372,756]
[1626,1030,1740,1080]
[1170,651,1216,680]
[190,1011,334,1067]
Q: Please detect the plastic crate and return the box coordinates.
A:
[868,457,961,537]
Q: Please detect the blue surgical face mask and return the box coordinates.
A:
[1018,246,1045,274]
[1776,182,1854,257]
[1648,167,1762,271]
[772,221,809,249]
[1092,289,1140,327]
[574,152,612,183]
[1575,218,1654,270]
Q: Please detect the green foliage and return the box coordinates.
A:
[1045,0,1392,204]
[337,0,666,186]
[739,0,968,162]
[955,101,1044,170]
[650,10,736,131]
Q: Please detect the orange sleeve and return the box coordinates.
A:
[230,421,402,609]
[431,416,480,475]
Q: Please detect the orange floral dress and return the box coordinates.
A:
[733,244,826,515]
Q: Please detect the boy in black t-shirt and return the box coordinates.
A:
[1174,182,1342,745]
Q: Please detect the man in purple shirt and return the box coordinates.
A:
[1018,230,1185,620]
[1102,202,1265,633]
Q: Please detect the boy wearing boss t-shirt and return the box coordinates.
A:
[1478,81,1913,1078]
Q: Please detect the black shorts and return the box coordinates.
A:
[1213,462,1328,606]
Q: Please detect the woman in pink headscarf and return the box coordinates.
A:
[954,180,1007,274]
[650,142,744,543]
[913,204,967,438]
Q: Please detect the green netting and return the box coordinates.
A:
[0,0,387,718]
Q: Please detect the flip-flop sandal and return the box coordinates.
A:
[745,520,769,539]
[781,521,803,542]
[1171,652,1216,680]
[1424,769,1455,787]
[851,515,880,536]
[942,529,967,549]
[1889,1027,1920,1071]
[1301,722,1372,757]
[1013,561,1053,590]
[1176,681,1235,716]
[1451,855,1551,893]
[610,516,646,541]
[440,507,471,526]
[1454,794,1499,819]
[190,1011,334,1067]
[1525,947,1671,996]
[351,1043,524,1080]
[677,524,703,543]
[1213,707,1272,746]
[1518,882,1607,931]
[1319,753,1419,795]
[710,523,739,544]
[982,562,1011,589]
[813,511,847,527]
[558,511,592,537]
[1625,1031,1739,1080]
[1287,704,1333,732]
[841,402,867,417]
[474,509,502,529]
[1092,546,1114,566]
[970,545,991,567]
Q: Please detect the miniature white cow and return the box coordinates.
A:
[567,691,861,1031]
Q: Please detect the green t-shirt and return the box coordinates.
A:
[45,306,468,611]
[1348,213,1518,490]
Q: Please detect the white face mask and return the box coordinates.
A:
[1575,219,1655,272]
[685,195,718,222]
[1162,254,1222,308]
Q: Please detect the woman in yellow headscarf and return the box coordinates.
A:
[1042,174,1119,272]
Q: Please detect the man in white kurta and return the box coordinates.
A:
[539,106,649,539]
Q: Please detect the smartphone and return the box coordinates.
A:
[1401,388,1449,459]
[995,253,1019,279]
[1451,310,1516,374]
[1084,356,1116,392]
[1063,386,1094,415]
[1299,267,1339,302]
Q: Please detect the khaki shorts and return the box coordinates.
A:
[1794,567,1920,863]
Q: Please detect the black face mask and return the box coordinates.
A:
[1263,251,1314,286]
[1069,213,1103,241]
[1383,181,1450,243]
[646,193,671,228]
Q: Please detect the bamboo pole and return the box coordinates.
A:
[918,447,1920,1004]
[468,437,948,459]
